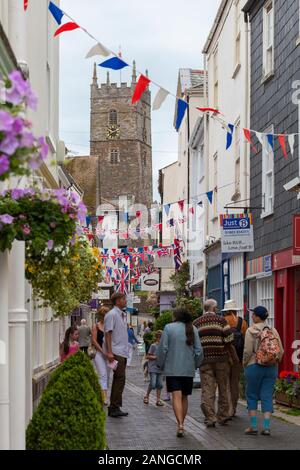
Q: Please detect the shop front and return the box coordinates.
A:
[273,248,300,371]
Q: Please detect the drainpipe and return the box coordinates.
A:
[0,252,10,450]
[203,53,209,299]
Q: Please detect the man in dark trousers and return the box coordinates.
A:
[104,293,129,418]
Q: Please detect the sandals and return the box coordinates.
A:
[156,400,164,407]
[176,425,184,438]
[143,396,149,404]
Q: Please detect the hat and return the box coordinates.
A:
[248,306,268,320]
[222,300,240,312]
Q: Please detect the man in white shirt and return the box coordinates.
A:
[104,293,129,418]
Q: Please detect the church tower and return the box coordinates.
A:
[90,62,153,210]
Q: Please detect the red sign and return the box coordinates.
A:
[293,215,300,255]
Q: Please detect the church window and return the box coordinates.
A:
[109,109,118,125]
[110,149,120,164]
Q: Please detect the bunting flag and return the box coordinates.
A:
[86,216,91,227]
[85,42,110,59]
[123,212,129,224]
[99,57,128,70]
[173,238,182,271]
[132,75,151,104]
[243,128,257,153]
[278,134,288,159]
[197,201,203,207]
[164,204,171,216]
[189,207,195,214]
[256,132,268,152]
[167,218,174,227]
[24,0,29,11]
[49,2,64,24]
[175,99,188,131]
[267,133,274,151]
[197,107,220,114]
[54,22,80,37]
[153,87,169,111]
[114,269,130,295]
[288,135,295,158]
[226,124,234,150]
[178,200,184,212]
[98,215,105,223]
[206,191,213,205]
[136,210,141,219]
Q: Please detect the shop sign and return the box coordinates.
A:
[293,215,300,255]
[220,214,254,253]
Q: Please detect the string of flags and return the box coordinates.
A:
[21,0,298,154]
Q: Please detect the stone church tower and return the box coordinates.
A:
[90,62,153,210]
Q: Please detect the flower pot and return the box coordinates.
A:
[275,391,293,407]
[292,395,300,409]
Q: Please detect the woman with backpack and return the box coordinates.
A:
[243,306,284,436]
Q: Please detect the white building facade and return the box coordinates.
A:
[0,0,68,450]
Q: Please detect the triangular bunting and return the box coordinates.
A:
[49,1,64,24]
[288,135,295,158]
[197,107,220,114]
[278,135,288,159]
[132,75,151,104]
[226,124,234,150]
[54,22,80,37]
[99,57,128,70]
[85,42,110,59]
[153,87,169,111]
[206,191,213,205]
[175,99,188,131]
[267,133,274,151]
[24,0,29,11]
[178,200,184,212]
[164,204,171,216]
[243,128,257,153]
[189,207,195,214]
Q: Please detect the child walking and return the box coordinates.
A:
[143,330,164,406]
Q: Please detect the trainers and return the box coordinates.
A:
[261,429,271,436]
[244,427,258,435]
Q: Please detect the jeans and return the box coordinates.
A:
[94,351,108,390]
[149,372,163,391]
[245,363,277,413]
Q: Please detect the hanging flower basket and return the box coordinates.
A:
[0,187,87,253]
[0,71,49,180]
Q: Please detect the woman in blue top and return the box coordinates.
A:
[157,308,203,437]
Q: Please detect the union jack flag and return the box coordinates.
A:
[173,238,183,271]
[113,268,130,295]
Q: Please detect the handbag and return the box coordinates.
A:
[87,344,97,360]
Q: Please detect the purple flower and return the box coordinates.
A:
[6,71,29,106]
[12,117,24,134]
[0,134,19,155]
[22,224,31,235]
[11,188,25,200]
[0,214,14,224]
[77,201,87,223]
[38,137,49,161]
[47,240,54,250]
[26,88,38,111]
[70,191,80,205]
[28,158,42,170]
[0,110,14,132]
[0,155,9,175]
[69,213,76,219]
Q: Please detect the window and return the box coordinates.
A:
[234,0,241,68]
[261,127,274,217]
[230,255,244,317]
[213,152,218,218]
[110,149,120,164]
[234,118,241,193]
[109,109,118,125]
[213,48,218,108]
[263,0,274,77]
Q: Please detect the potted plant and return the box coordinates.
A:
[275,371,300,408]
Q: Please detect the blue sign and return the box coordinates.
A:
[223,217,250,230]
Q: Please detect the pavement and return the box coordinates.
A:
[106,348,300,451]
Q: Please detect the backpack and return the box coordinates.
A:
[256,326,281,366]
[232,317,244,362]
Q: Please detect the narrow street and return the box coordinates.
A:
[106,351,300,451]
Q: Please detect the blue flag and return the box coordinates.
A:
[86,216,91,227]
[175,99,188,131]
[267,133,274,151]
[206,191,213,205]
[49,2,64,25]
[226,124,234,150]
[99,57,128,70]
[164,204,171,216]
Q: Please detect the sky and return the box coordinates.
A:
[59,0,221,200]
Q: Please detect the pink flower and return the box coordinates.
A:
[47,240,54,250]
[0,214,14,224]
[0,155,9,175]
[69,213,76,219]
[22,224,31,235]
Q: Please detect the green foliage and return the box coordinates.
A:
[47,351,103,406]
[170,261,190,297]
[26,353,106,450]
[154,310,173,331]
[175,296,203,321]
[143,331,154,345]
[149,306,160,319]
[26,239,103,317]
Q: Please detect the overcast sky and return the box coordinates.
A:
[60,0,221,200]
